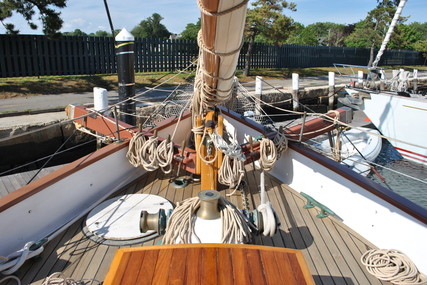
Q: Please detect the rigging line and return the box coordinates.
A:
[113,68,196,117]
[341,131,394,191]
[26,129,79,185]
[300,139,427,187]
[242,84,427,150]
[0,139,97,177]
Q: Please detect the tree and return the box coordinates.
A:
[63,29,87,37]
[181,19,201,40]
[286,23,318,45]
[408,22,427,41]
[0,0,66,39]
[131,13,171,39]
[413,40,427,65]
[345,0,405,66]
[243,0,297,76]
[388,24,422,50]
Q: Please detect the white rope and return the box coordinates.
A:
[0,276,21,285]
[156,139,175,174]
[361,249,427,284]
[140,136,160,171]
[196,129,218,165]
[41,272,102,285]
[257,201,277,237]
[0,241,44,275]
[259,137,277,172]
[274,131,288,158]
[211,131,245,161]
[126,132,147,167]
[218,155,245,190]
[162,196,252,245]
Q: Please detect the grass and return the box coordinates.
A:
[0,65,425,99]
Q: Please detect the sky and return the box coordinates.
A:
[0,0,425,36]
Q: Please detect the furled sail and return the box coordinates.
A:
[193,0,248,113]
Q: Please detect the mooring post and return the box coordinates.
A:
[255,76,262,121]
[380,69,386,90]
[328,72,335,110]
[292,73,299,111]
[399,68,405,92]
[357,70,364,88]
[93,87,110,116]
[115,28,136,126]
[413,69,418,93]
[93,87,110,149]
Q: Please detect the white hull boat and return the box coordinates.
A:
[340,78,427,166]
[309,127,382,176]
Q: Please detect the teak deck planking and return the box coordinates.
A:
[1,165,388,285]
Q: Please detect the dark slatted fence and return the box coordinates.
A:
[0,35,423,78]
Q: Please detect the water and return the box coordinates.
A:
[368,140,427,210]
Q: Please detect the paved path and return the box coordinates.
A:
[0,76,351,115]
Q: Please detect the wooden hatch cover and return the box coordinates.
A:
[104,243,315,284]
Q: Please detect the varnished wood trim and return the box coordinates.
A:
[104,244,315,285]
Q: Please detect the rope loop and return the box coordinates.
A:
[157,139,174,174]
[361,249,427,284]
[140,136,160,171]
[259,137,277,172]
[0,241,44,275]
[197,0,249,17]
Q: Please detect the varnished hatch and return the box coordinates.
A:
[104,243,315,284]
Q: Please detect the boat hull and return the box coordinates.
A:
[360,92,427,165]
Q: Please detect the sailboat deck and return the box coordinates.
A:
[1,165,387,285]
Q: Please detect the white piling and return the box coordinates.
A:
[292,73,299,111]
[255,76,262,121]
[413,69,418,92]
[93,87,109,116]
[357,70,364,87]
[328,72,335,110]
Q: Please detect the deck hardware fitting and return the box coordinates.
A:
[301,192,335,218]
[140,208,172,235]
[172,177,188,188]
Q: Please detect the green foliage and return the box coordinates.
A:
[0,0,66,39]
[285,23,318,45]
[63,29,87,37]
[245,0,297,44]
[344,0,401,49]
[408,22,427,40]
[131,13,171,39]
[181,19,201,40]
[413,40,427,58]
[345,20,376,48]
[388,24,422,50]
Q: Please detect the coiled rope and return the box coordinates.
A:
[259,137,277,172]
[0,241,44,275]
[162,196,252,244]
[256,135,286,236]
[361,249,427,284]
[126,132,147,167]
[139,135,160,171]
[41,272,101,285]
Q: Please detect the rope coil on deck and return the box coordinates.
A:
[162,196,252,244]
[361,249,427,285]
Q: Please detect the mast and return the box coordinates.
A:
[194,0,248,190]
[371,0,407,69]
